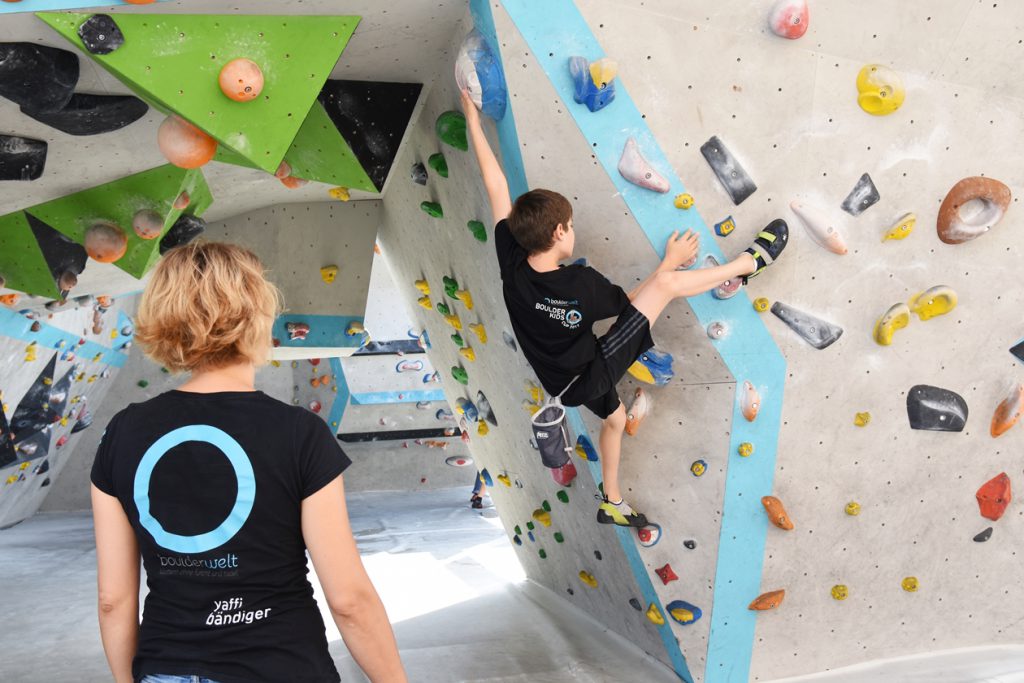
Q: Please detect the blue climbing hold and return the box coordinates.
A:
[575,434,599,462]
[569,56,616,112]
[480,468,493,487]
[513,535,522,546]
[627,348,674,386]
[456,397,479,422]
[528,531,535,543]
[666,600,703,625]
[455,29,508,120]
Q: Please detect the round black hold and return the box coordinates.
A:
[77,15,125,56]
[594,550,602,561]
[566,588,574,596]
[684,539,697,550]
[628,598,642,611]
[973,527,993,543]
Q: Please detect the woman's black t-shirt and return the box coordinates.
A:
[91,390,351,683]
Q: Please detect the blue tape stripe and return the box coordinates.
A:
[0,306,128,368]
[350,390,445,405]
[326,357,350,434]
[496,2,787,681]
[272,314,365,349]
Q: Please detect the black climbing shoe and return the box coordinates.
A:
[742,218,789,284]
[596,496,648,528]
[470,494,483,509]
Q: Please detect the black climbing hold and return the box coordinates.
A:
[684,540,697,550]
[22,93,148,136]
[0,401,15,468]
[770,301,844,350]
[318,80,423,191]
[840,173,880,217]
[594,550,602,561]
[77,15,125,56]
[159,214,206,254]
[40,477,51,487]
[26,213,87,291]
[906,384,968,432]
[33,459,49,475]
[629,598,642,611]
[0,135,47,181]
[476,390,498,426]
[0,42,79,113]
[973,527,993,543]
[410,162,428,185]
[1010,339,1024,364]
[71,409,93,433]
[700,135,757,205]
[10,356,58,440]
[566,588,574,596]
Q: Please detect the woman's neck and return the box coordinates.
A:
[177,362,257,393]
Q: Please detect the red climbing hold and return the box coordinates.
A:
[551,459,577,486]
[976,473,1011,521]
[655,563,678,585]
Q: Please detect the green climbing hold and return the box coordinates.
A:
[443,275,459,298]
[428,152,448,178]
[467,220,487,242]
[557,490,569,504]
[160,367,170,373]
[137,379,149,388]
[451,332,464,347]
[420,201,443,218]
[436,302,451,316]
[554,532,564,543]
[542,500,551,512]
[435,111,467,151]
[539,549,547,559]
[527,521,535,531]
[452,366,468,385]
[514,525,522,535]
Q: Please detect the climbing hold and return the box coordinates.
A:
[618,137,670,193]
[666,600,702,625]
[762,495,794,530]
[753,297,770,313]
[459,347,476,362]
[445,455,473,467]
[629,598,643,611]
[217,58,263,102]
[854,412,870,427]
[738,442,754,458]
[991,383,1024,437]
[578,571,598,588]
[714,216,736,237]
[455,290,473,309]
[513,535,522,546]
[882,212,916,242]
[77,14,124,55]
[328,186,350,201]
[845,501,861,516]
[575,434,599,462]
[790,201,848,254]
[553,532,564,543]
[435,111,467,151]
[455,29,507,119]
[568,55,616,112]
[841,173,881,216]
[690,459,707,476]
[740,381,761,421]
[497,474,511,487]
[452,366,469,385]
[437,300,451,314]
[627,348,674,386]
[768,0,809,39]
[84,221,128,263]
[420,201,443,218]
[906,385,968,432]
[770,301,843,349]
[444,314,463,330]
[502,329,518,351]
[901,577,919,593]
[345,321,366,337]
[466,220,488,243]
[451,332,464,347]
[280,175,309,190]
[395,359,423,373]
[320,265,338,284]
[0,134,46,181]
[908,286,957,321]
[749,590,785,611]
[707,321,728,339]
[674,193,694,210]
[704,255,743,300]
[435,408,454,422]
[655,564,678,585]
[625,388,651,436]
[542,500,551,512]
[427,152,448,178]
[976,472,1011,521]
[936,177,1012,245]
[308,400,322,414]
[456,397,478,422]
[557,490,569,504]
[172,191,191,211]
[538,549,547,559]
[645,603,665,625]
[637,523,661,548]
[414,279,430,295]
[683,540,697,550]
[157,116,217,169]
[417,296,432,310]
[137,379,149,388]
[132,209,164,240]
[856,64,905,116]
[872,303,911,346]
[468,323,487,344]
[411,162,428,185]
[700,135,757,205]
[831,585,849,601]
[0,43,79,113]
[284,322,309,341]
[974,527,993,543]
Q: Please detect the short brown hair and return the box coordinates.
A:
[508,189,572,254]
[134,241,281,373]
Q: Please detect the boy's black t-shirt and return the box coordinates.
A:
[496,219,629,393]
[91,390,351,683]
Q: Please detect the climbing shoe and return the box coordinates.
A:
[596,496,648,528]
[470,494,484,509]
[742,218,789,284]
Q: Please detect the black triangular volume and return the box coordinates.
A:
[10,354,58,443]
[21,93,148,136]
[1011,339,1024,364]
[0,402,16,469]
[318,80,423,191]
[26,212,86,289]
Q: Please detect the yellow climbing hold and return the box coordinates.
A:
[854,412,871,427]
[455,290,474,310]
[845,501,861,516]
[497,474,512,487]
[674,193,695,210]
[856,64,905,116]
[645,603,665,625]
[669,605,696,624]
[738,442,754,458]
[908,285,957,321]
[753,297,770,313]
[414,279,431,295]
[831,584,849,601]
[459,346,476,362]
[901,576,919,593]
[882,212,916,241]
[523,400,541,416]
[873,302,910,346]
[588,57,618,87]
[328,186,351,201]
[532,509,552,527]
[477,420,489,436]
[417,296,432,310]
[444,314,463,330]
[526,381,544,405]
[346,321,366,337]
[469,323,487,343]
[320,265,338,283]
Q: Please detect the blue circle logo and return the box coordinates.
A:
[133,425,255,554]
[566,309,582,325]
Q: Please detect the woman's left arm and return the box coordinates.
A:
[92,484,140,683]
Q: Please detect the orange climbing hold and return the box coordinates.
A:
[157,115,217,169]
[990,384,1024,437]
[762,495,794,530]
[84,222,128,262]
[740,381,761,421]
[218,58,264,102]
[625,388,651,436]
[749,589,785,611]
[976,472,1011,521]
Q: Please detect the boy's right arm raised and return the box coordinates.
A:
[461,89,512,225]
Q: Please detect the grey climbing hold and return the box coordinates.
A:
[906,384,968,432]
[410,162,427,185]
[841,173,880,216]
[684,540,696,550]
[973,527,993,543]
[594,550,602,561]
[770,301,843,349]
[700,135,757,205]
[476,390,498,426]
[77,14,125,56]
[629,598,642,611]
[22,93,147,136]
[502,329,518,351]
[0,135,47,181]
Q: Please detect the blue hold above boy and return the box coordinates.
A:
[461,90,788,528]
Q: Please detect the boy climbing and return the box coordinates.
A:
[461,90,788,528]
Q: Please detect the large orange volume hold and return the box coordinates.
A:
[84,222,128,262]
[761,495,794,530]
[991,384,1024,437]
[157,116,217,169]
[749,589,786,611]
[219,58,264,102]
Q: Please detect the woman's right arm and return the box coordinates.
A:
[302,475,407,682]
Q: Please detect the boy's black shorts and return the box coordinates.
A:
[561,304,654,419]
